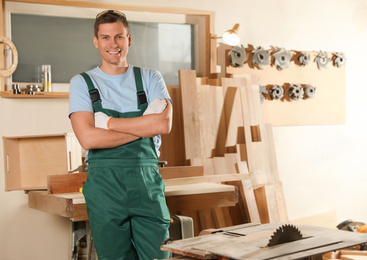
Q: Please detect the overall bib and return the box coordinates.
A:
[81,67,170,260]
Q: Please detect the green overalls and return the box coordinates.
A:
[81,67,170,260]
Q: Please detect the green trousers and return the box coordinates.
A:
[83,160,170,260]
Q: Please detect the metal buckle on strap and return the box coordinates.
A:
[137,90,147,105]
[89,89,101,103]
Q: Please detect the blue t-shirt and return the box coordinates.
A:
[69,65,171,157]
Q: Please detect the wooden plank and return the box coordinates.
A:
[340,250,367,256]
[198,209,215,231]
[213,157,227,175]
[224,153,240,175]
[28,190,72,218]
[221,181,250,225]
[165,190,237,212]
[221,78,246,149]
[213,208,232,228]
[203,158,215,176]
[160,85,186,167]
[222,85,242,148]
[160,166,204,179]
[241,179,261,223]
[164,173,250,186]
[28,190,88,221]
[165,183,236,196]
[253,185,270,224]
[48,166,205,194]
[211,85,227,157]
[200,84,213,159]
[273,181,289,223]
[48,172,87,194]
[238,82,288,223]
[71,204,88,222]
[224,153,261,224]
[238,82,257,173]
[179,70,204,165]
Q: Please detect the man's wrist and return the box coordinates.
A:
[107,117,113,130]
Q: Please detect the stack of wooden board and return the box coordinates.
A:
[178,69,288,233]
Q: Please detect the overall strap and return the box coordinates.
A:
[133,67,147,109]
[80,72,103,112]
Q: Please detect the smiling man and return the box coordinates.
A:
[68,10,172,260]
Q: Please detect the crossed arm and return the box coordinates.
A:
[70,99,172,150]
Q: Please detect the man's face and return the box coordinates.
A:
[93,22,131,67]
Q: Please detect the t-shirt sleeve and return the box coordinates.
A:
[68,74,94,117]
[146,69,172,104]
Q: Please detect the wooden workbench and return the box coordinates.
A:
[28,182,238,221]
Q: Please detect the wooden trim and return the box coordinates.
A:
[1,0,213,92]
[1,0,5,92]
[4,0,213,16]
[186,14,212,77]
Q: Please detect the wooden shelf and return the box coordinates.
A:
[1,90,69,98]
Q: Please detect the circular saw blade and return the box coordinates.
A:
[268,224,303,247]
[229,45,248,67]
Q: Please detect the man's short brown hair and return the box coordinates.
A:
[94,10,129,37]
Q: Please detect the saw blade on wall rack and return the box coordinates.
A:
[228,45,248,67]
[252,47,270,69]
[272,48,292,70]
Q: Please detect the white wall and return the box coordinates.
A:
[1,0,367,259]
[0,98,72,260]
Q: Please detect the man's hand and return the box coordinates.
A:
[143,98,167,116]
[94,112,112,130]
